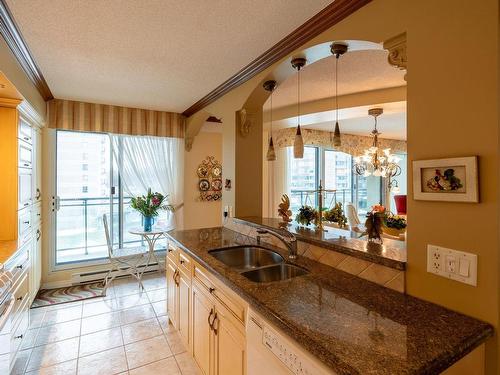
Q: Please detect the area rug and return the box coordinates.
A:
[31,282,104,308]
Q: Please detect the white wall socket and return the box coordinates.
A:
[427,245,477,286]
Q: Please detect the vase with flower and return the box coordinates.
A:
[361,205,386,243]
[130,188,174,232]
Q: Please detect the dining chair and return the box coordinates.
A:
[102,214,149,295]
[346,203,362,229]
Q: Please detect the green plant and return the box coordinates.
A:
[130,188,174,217]
[323,202,347,228]
[295,205,319,226]
[384,214,407,230]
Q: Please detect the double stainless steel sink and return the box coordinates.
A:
[209,245,308,283]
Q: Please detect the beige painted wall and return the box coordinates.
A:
[183,129,223,229]
[187,0,499,372]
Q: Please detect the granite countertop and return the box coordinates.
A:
[236,216,407,270]
[167,227,493,375]
[0,240,18,265]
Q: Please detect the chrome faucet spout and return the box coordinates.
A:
[255,227,297,260]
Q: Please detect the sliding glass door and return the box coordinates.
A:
[54,130,167,267]
[55,130,112,265]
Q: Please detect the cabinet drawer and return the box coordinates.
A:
[18,169,33,209]
[178,251,192,277]
[18,208,32,242]
[6,241,30,287]
[18,140,33,169]
[11,273,29,327]
[167,243,178,263]
[10,302,29,357]
[18,120,32,144]
[193,263,246,324]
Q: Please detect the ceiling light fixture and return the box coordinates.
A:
[291,57,306,159]
[353,108,402,178]
[263,79,277,161]
[330,42,348,147]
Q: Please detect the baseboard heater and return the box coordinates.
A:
[70,262,161,285]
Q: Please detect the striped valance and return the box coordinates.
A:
[48,99,185,138]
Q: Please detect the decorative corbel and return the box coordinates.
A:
[239,108,253,137]
[383,32,407,80]
[185,137,194,151]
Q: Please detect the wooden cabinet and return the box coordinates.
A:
[192,283,213,375]
[166,245,247,375]
[166,259,178,329]
[213,303,246,375]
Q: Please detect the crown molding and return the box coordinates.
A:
[182,0,372,117]
[0,96,20,108]
[0,0,53,101]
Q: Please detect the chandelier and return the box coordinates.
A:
[353,108,401,178]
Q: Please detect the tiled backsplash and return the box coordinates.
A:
[225,219,405,293]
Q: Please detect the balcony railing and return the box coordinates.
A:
[56,196,166,265]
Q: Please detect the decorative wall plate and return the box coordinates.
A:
[197,165,209,178]
[197,156,223,201]
[211,178,222,191]
[212,165,222,178]
[199,179,210,191]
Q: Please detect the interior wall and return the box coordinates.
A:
[183,128,223,229]
[187,0,500,373]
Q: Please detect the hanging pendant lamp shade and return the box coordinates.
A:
[291,57,306,159]
[263,80,277,161]
[331,42,348,148]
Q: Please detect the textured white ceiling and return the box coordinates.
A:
[6,0,332,112]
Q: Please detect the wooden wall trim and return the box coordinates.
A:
[0,0,53,101]
[182,0,372,117]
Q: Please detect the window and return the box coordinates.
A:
[287,146,396,220]
[55,130,167,266]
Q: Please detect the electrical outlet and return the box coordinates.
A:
[427,245,477,286]
[427,245,443,273]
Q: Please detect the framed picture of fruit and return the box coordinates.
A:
[412,156,478,202]
[197,156,223,202]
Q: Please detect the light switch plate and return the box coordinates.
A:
[427,245,477,286]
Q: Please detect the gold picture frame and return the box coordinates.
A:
[412,156,478,202]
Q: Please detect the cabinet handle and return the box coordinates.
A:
[35,189,41,199]
[14,334,23,339]
[23,136,30,141]
[209,287,215,294]
[23,163,30,167]
[208,308,214,329]
[175,271,180,286]
[16,296,23,301]
[23,203,29,207]
[36,230,41,241]
[212,313,219,335]
[168,248,173,253]
[16,265,23,270]
[23,221,30,225]
[179,259,185,265]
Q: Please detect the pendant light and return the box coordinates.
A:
[291,57,306,159]
[331,43,348,147]
[263,80,277,161]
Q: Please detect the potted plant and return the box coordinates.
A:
[382,213,407,237]
[295,205,319,227]
[130,188,174,232]
[323,202,348,228]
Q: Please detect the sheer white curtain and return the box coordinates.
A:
[110,134,184,228]
[266,147,290,218]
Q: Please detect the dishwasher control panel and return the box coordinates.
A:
[263,325,321,375]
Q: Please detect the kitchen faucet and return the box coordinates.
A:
[256,227,298,260]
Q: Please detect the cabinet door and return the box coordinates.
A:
[33,127,42,202]
[166,260,178,328]
[213,306,246,375]
[30,227,42,299]
[192,284,213,375]
[178,270,190,349]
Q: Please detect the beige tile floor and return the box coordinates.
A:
[12,273,201,375]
